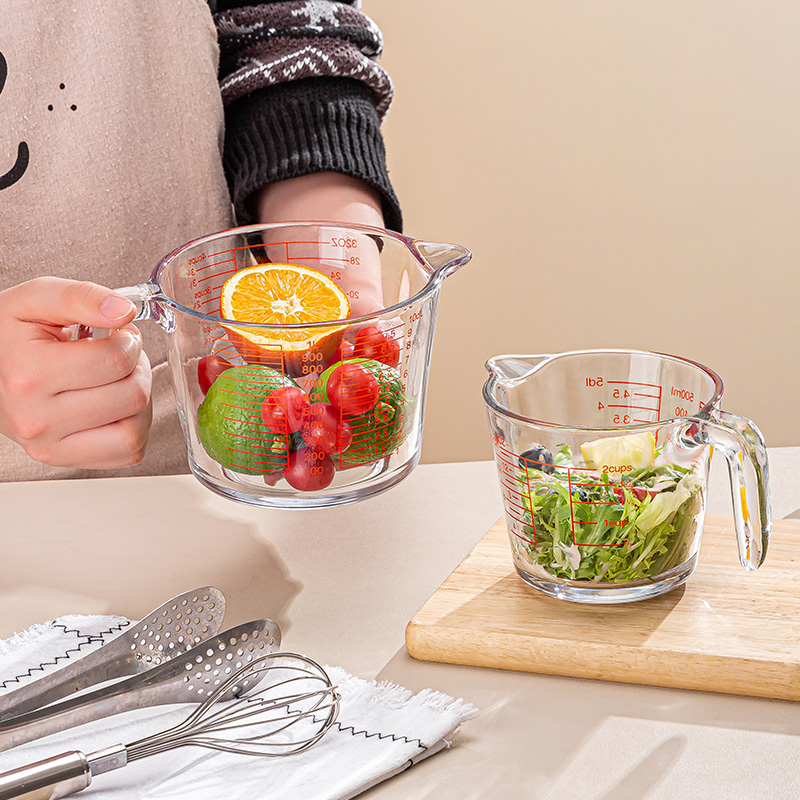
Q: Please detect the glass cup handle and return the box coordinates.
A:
[681,410,772,570]
[72,284,155,340]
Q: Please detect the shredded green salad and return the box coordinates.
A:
[518,444,702,583]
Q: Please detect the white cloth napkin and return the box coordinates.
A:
[0,616,477,799]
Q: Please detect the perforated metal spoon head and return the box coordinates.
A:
[127,587,227,670]
[172,619,283,702]
[0,587,226,721]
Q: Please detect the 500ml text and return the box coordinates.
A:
[671,387,694,402]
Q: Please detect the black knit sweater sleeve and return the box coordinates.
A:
[212,1,401,231]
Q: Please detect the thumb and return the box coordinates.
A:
[14,277,137,329]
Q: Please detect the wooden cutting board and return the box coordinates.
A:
[406,514,800,701]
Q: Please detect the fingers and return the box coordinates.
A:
[9,276,136,331]
[6,352,153,468]
[1,325,144,399]
[52,326,144,392]
[0,275,155,470]
[25,405,153,470]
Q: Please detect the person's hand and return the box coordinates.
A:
[254,172,386,316]
[0,277,153,469]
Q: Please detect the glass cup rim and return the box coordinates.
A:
[482,348,725,432]
[145,221,447,330]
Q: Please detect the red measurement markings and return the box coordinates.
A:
[566,466,631,547]
[491,443,537,543]
[606,380,662,423]
[194,256,234,273]
[567,465,593,537]
[521,461,536,544]
[607,380,661,388]
[222,240,354,261]
[208,342,238,358]
[197,269,234,283]
[205,247,236,260]
[288,255,351,262]
[197,286,225,306]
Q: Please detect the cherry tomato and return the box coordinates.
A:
[260,387,310,434]
[631,486,659,502]
[283,448,335,491]
[353,325,386,361]
[301,402,353,455]
[322,337,355,370]
[352,325,402,367]
[197,354,234,395]
[380,334,401,367]
[328,338,355,365]
[327,363,379,416]
[614,484,658,503]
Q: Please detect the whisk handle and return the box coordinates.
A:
[0,751,90,800]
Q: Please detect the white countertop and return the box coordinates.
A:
[1,449,799,798]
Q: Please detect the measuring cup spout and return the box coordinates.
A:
[485,354,551,387]
[411,240,472,280]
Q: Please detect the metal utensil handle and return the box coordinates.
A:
[0,657,121,726]
[0,751,90,800]
[0,586,226,722]
[0,618,280,752]
[0,676,173,752]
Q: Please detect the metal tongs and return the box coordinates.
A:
[0,587,227,724]
[0,617,281,751]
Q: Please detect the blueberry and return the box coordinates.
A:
[519,445,555,474]
[572,488,588,503]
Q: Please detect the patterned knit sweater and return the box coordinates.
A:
[209,0,401,231]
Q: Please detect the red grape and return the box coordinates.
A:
[260,387,310,434]
[197,354,234,395]
[284,448,335,491]
[301,402,353,455]
[327,363,379,416]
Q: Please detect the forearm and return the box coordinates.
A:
[213,2,401,230]
[253,172,384,226]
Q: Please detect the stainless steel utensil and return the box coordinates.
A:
[0,587,226,722]
[0,651,338,800]
[0,618,280,752]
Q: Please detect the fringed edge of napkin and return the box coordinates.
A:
[0,615,130,689]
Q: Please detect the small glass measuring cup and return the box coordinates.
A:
[483,349,771,603]
[102,222,470,508]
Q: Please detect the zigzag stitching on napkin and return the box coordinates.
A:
[63,620,132,644]
[330,719,427,751]
[0,620,130,688]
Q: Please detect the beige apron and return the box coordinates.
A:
[0,0,234,480]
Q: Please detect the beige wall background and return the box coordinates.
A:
[370,0,800,463]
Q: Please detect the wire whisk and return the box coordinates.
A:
[0,653,340,800]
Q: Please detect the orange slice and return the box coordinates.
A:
[219,263,350,376]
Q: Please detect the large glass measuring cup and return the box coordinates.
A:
[110,222,470,508]
[483,349,771,603]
